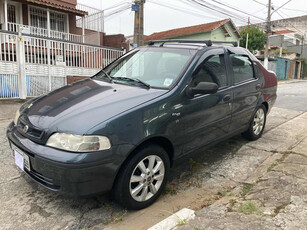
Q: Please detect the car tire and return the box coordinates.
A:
[242,104,267,141]
[113,144,170,210]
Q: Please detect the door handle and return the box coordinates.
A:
[256,84,261,90]
[223,94,231,102]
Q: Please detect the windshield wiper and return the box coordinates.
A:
[114,77,150,88]
[96,69,113,83]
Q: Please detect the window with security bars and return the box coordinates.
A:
[30,7,66,32]
[50,12,66,32]
[7,4,16,23]
[30,7,47,29]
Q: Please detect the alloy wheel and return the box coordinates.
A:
[253,108,265,135]
[129,155,165,202]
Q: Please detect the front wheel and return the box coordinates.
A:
[242,104,267,141]
[113,144,170,209]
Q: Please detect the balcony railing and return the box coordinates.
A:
[7,22,83,43]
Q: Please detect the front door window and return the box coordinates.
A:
[191,53,228,89]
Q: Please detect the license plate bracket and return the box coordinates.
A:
[12,144,31,172]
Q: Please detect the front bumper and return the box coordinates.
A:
[6,122,134,196]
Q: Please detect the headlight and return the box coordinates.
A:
[46,133,111,152]
[14,109,20,125]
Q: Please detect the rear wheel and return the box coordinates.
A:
[242,104,267,141]
[113,144,170,209]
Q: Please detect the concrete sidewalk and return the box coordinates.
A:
[176,112,307,230]
[0,100,24,121]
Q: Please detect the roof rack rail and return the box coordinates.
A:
[147,39,238,47]
[148,40,212,47]
[211,41,238,47]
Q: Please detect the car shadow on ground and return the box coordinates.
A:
[168,134,249,182]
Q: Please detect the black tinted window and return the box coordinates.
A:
[191,54,227,88]
[230,54,254,84]
[254,64,264,79]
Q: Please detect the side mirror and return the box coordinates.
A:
[187,82,218,97]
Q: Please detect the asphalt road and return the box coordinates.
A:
[275,80,307,111]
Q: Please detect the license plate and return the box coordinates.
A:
[12,144,31,172]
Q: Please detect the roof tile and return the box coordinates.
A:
[26,0,87,15]
[270,29,295,35]
[144,19,230,42]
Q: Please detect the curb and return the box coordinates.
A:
[147,208,195,230]
[278,79,307,85]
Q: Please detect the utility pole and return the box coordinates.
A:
[300,33,305,79]
[301,34,304,57]
[133,0,145,47]
[246,17,250,49]
[279,35,284,57]
[264,0,272,69]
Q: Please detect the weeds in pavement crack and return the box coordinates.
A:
[267,162,278,171]
[239,201,257,214]
[177,218,187,226]
[240,184,254,198]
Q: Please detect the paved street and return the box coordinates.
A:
[275,80,307,112]
[0,80,307,230]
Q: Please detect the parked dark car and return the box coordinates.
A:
[7,40,277,209]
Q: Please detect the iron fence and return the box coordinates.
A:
[0,30,124,98]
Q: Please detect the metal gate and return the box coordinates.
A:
[0,30,124,98]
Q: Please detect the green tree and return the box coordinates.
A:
[240,27,265,52]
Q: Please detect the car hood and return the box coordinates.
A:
[21,79,166,134]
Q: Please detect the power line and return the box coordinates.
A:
[148,0,221,20]
[274,11,305,34]
[194,0,266,24]
[283,7,307,13]
[104,9,129,22]
[251,6,268,15]
[252,0,267,7]
[104,5,131,17]
[103,1,130,11]
[209,0,266,22]
[271,0,293,15]
[179,0,253,25]
[178,0,248,24]
[184,0,249,23]
[278,9,292,18]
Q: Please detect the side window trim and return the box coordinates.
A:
[194,48,225,67]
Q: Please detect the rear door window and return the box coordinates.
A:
[230,54,255,84]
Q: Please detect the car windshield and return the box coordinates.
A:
[95,47,196,88]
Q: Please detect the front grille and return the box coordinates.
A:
[17,120,44,141]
